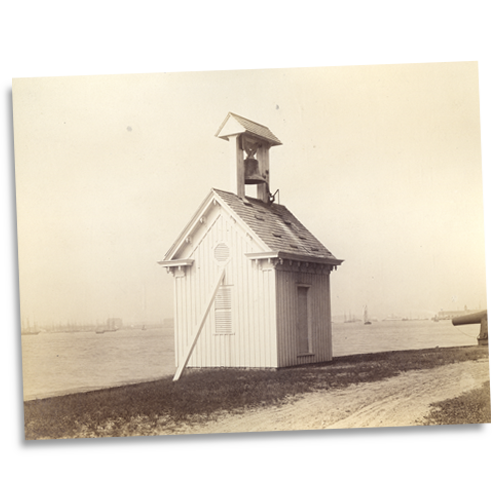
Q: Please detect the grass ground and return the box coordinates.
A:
[24,345,489,440]
[422,380,491,426]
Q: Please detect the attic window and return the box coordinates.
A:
[272,233,282,238]
[243,201,253,207]
[298,236,307,240]
[310,248,319,252]
[283,220,292,225]
[214,242,230,262]
[290,244,299,249]
[254,215,265,221]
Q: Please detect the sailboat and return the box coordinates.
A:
[21,328,40,335]
[21,319,40,335]
[364,306,372,325]
[344,311,357,323]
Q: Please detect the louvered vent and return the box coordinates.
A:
[215,287,232,334]
[214,242,230,262]
[215,287,231,309]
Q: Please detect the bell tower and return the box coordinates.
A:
[215,112,282,203]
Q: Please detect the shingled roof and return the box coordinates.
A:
[215,112,282,146]
[213,189,342,266]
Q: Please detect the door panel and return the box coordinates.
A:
[297,286,309,353]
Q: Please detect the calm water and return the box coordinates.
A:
[331,320,478,357]
[21,321,479,401]
[21,328,176,401]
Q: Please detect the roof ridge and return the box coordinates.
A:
[212,188,287,209]
[215,112,282,145]
[162,188,342,267]
[229,112,270,128]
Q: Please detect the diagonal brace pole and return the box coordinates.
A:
[173,267,226,382]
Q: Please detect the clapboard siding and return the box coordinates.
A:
[174,206,278,368]
[275,268,332,367]
[166,190,338,372]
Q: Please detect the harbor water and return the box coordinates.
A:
[21,328,176,401]
[331,319,478,357]
[21,320,479,401]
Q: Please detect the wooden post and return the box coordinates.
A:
[257,146,270,203]
[228,135,245,199]
[173,266,226,381]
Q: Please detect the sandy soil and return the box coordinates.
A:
[171,358,490,435]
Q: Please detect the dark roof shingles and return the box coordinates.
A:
[214,189,338,262]
[230,113,282,145]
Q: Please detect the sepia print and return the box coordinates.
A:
[14,62,490,440]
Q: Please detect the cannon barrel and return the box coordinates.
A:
[452,309,487,326]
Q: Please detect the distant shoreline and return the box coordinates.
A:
[23,344,477,402]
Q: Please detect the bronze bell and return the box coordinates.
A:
[244,157,267,184]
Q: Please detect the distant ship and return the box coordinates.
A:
[21,320,40,335]
[343,312,360,323]
[383,315,403,321]
[364,306,372,325]
[96,327,119,334]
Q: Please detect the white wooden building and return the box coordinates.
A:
[159,113,343,378]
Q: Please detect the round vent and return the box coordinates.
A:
[214,242,230,263]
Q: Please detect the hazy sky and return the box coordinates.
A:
[13,62,486,325]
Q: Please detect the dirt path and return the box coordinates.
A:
[172,359,490,435]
